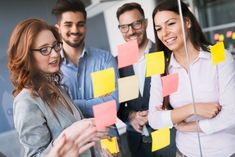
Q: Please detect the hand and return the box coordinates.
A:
[194,103,221,118]
[100,148,114,157]
[129,111,148,133]
[156,105,163,111]
[45,134,79,157]
[58,118,96,154]
[95,127,110,140]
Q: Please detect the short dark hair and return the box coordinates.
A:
[116,2,145,20]
[51,0,87,22]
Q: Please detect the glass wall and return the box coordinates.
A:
[195,0,235,58]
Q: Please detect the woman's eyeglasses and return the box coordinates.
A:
[31,42,63,56]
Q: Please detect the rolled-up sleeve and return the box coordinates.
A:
[199,51,235,134]
[148,75,173,129]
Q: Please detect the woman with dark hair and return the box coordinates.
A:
[7,18,109,157]
[148,0,235,156]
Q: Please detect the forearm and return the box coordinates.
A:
[171,104,193,124]
[176,121,202,132]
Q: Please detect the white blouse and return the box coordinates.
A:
[148,50,235,157]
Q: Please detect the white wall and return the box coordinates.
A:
[104,0,157,56]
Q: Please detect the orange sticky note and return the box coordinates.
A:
[117,40,139,68]
[210,42,226,65]
[219,34,224,41]
[91,68,115,98]
[118,75,139,103]
[232,32,235,40]
[151,127,170,152]
[161,73,179,97]
[93,100,117,130]
[101,137,119,154]
[145,51,165,77]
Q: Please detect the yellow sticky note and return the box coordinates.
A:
[210,42,226,65]
[219,34,224,41]
[232,32,235,40]
[145,51,165,77]
[101,137,119,154]
[118,75,139,103]
[151,127,170,152]
[91,68,115,97]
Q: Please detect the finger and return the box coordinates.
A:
[69,142,80,157]
[96,131,110,139]
[58,140,75,156]
[101,148,113,157]
[79,141,96,154]
[75,126,96,146]
[64,120,93,140]
[156,105,163,111]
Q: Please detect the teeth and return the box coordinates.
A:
[50,61,56,64]
[165,37,176,43]
[130,36,137,40]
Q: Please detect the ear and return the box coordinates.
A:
[55,24,61,34]
[185,17,191,29]
[143,18,148,29]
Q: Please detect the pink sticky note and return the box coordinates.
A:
[117,40,139,68]
[161,73,179,97]
[93,100,117,130]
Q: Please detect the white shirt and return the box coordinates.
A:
[133,40,152,96]
[148,50,235,157]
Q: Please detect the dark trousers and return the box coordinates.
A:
[127,128,176,157]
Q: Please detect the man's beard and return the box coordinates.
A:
[62,36,85,48]
[138,33,148,48]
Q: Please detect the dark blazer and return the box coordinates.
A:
[118,41,156,122]
[117,41,156,152]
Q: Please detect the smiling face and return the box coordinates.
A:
[118,9,148,48]
[32,30,61,74]
[154,10,191,53]
[56,11,86,48]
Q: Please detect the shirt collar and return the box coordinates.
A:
[168,49,210,69]
[138,40,152,62]
[61,46,87,64]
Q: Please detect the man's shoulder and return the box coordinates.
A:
[86,46,114,61]
[86,46,110,55]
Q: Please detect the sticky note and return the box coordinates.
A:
[117,40,139,68]
[214,33,220,41]
[151,127,170,152]
[91,68,115,98]
[232,32,235,40]
[161,73,179,97]
[101,137,119,154]
[118,75,139,103]
[210,42,226,65]
[226,31,233,38]
[93,100,117,130]
[145,51,165,77]
[219,34,224,41]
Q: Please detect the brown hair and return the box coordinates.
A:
[52,0,87,22]
[152,0,211,109]
[7,18,63,106]
[116,2,145,20]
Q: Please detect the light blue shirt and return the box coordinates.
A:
[61,46,119,118]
